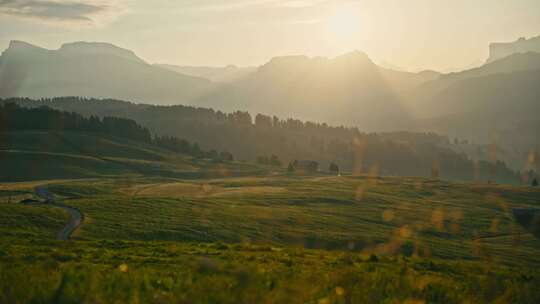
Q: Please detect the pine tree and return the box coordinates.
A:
[329,162,339,174]
[287,163,295,173]
[270,155,282,167]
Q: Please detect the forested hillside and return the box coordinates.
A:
[0,102,235,161]
[0,102,152,142]
[4,97,520,183]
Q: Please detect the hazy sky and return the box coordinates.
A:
[1,0,539,72]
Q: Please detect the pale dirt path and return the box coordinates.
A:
[54,204,83,240]
[23,187,84,240]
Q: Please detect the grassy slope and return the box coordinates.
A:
[0,202,68,239]
[3,175,539,265]
[1,175,539,302]
[0,131,262,181]
[1,239,539,304]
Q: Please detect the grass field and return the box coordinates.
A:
[1,173,540,303]
[0,131,264,181]
[1,130,540,303]
[28,175,540,265]
[2,239,539,304]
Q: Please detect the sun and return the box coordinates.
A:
[326,7,362,41]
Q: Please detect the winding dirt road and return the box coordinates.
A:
[54,204,83,240]
[24,188,83,240]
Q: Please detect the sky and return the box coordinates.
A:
[1,0,539,72]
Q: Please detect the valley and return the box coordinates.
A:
[1,4,540,301]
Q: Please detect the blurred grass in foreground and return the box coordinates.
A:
[1,239,539,304]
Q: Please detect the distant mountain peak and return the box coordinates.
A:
[4,40,46,54]
[0,39,210,103]
[261,51,374,73]
[487,34,540,62]
[1,40,49,58]
[335,50,371,61]
[333,51,376,68]
[2,40,146,64]
[60,41,127,51]
[266,55,310,64]
[8,40,40,49]
[59,41,146,64]
[259,55,312,73]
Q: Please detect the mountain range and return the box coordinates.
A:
[154,64,256,83]
[1,37,539,169]
[487,35,540,63]
[409,52,540,118]
[0,40,211,105]
[196,51,442,130]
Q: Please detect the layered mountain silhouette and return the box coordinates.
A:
[155,64,256,83]
[409,51,540,118]
[0,40,211,104]
[0,41,440,131]
[197,51,440,130]
[408,51,540,169]
[487,35,540,63]
[1,38,539,142]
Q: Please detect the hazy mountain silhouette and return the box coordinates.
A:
[487,35,540,63]
[2,39,538,138]
[416,70,540,124]
[409,52,540,118]
[0,40,211,104]
[155,64,256,83]
[409,52,540,170]
[197,51,438,131]
[0,41,440,130]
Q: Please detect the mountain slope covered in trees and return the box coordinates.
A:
[4,97,520,184]
[0,103,248,181]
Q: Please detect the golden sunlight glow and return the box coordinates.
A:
[325,7,363,41]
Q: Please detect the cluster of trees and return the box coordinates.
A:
[0,102,152,142]
[2,97,522,183]
[0,102,232,161]
[153,135,233,161]
[256,155,281,166]
[329,162,339,174]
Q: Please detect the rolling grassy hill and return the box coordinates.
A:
[6,97,523,184]
[1,175,539,302]
[28,175,540,266]
[0,130,262,181]
[0,100,538,303]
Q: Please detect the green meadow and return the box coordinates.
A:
[0,131,265,182]
[1,174,539,303]
[1,127,539,303]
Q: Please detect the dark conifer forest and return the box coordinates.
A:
[2,97,520,183]
[0,102,229,160]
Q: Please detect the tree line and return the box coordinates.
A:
[0,102,232,161]
[2,97,524,183]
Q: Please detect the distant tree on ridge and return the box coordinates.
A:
[329,162,339,174]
